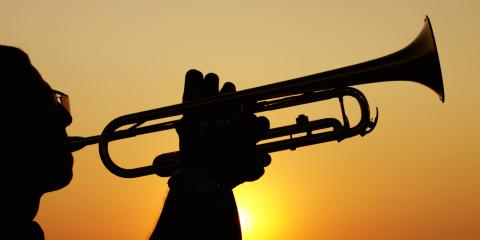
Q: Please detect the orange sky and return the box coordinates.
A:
[2,1,479,239]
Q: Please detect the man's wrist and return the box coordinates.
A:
[168,168,229,193]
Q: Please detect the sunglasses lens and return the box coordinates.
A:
[53,90,70,114]
[59,94,70,113]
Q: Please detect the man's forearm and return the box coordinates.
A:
[150,188,242,240]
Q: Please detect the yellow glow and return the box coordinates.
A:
[238,207,252,235]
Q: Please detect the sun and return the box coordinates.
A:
[238,207,253,234]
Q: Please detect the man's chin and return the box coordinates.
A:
[44,153,74,192]
[43,171,73,193]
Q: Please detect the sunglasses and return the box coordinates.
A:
[53,90,70,114]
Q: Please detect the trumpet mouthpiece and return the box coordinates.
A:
[66,136,87,152]
[66,135,100,152]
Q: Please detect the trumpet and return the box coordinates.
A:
[68,15,444,178]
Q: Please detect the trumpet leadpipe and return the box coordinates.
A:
[67,119,178,152]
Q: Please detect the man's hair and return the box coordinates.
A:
[0,45,52,123]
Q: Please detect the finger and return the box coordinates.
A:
[203,73,219,97]
[244,152,270,182]
[242,115,269,141]
[219,81,236,94]
[260,153,271,167]
[218,82,239,117]
[256,116,270,136]
[183,69,203,102]
[245,167,265,182]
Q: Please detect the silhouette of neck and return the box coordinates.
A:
[4,191,45,239]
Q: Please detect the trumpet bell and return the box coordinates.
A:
[386,15,444,102]
[417,16,444,102]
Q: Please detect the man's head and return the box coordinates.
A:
[1,45,73,197]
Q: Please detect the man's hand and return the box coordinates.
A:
[170,69,271,190]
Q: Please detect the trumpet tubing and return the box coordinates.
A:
[68,15,444,178]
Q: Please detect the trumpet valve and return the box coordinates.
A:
[296,114,312,136]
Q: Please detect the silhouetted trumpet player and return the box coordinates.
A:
[68,15,445,178]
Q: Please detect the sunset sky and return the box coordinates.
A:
[2,0,479,239]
